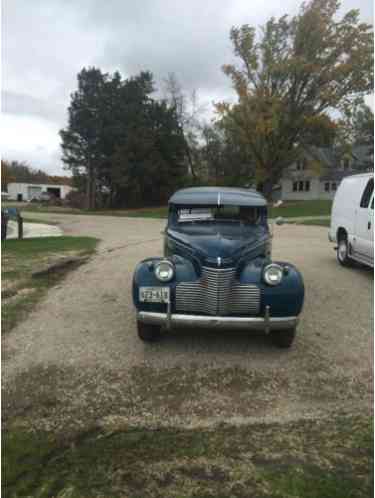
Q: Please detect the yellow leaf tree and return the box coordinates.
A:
[217,0,373,198]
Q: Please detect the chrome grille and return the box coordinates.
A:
[176,267,261,316]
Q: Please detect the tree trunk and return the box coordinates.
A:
[262,178,274,202]
[85,169,92,210]
[85,163,96,210]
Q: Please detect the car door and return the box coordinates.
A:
[354,177,374,265]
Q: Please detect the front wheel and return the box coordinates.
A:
[337,236,353,267]
[270,328,296,348]
[137,321,161,342]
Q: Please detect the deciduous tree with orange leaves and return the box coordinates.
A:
[217,0,373,197]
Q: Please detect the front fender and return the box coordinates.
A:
[240,260,305,317]
[132,256,198,312]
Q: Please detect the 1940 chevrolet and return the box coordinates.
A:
[133,187,304,348]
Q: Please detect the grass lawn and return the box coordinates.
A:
[3,415,372,498]
[269,200,332,218]
[296,218,331,227]
[2,236,98,334]
[3,200,333,220]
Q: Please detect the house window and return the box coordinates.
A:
[293,182,298,192]
[331,182,337,191]
[324,182,330,192]
[305,181,310,192]
[298,181,304,191]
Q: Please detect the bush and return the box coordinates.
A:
[64,190,86,209]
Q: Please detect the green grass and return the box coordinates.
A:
[2,236,98,257]
[2,236,98,334]
[7,200,333,220]
[3,415,372,498]
[269,200,332,218]
[296,218,331,227]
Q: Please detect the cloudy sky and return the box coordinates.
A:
[2,0,373,175]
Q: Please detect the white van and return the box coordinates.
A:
[329,172,374,268]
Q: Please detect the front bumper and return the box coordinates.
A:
[137,306,298,332]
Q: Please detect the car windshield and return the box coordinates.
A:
[176,206,262,225]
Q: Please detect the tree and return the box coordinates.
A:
[162,73,206,179]
[60,67,109,209]
[110,99,186,207]
[202,122,256,185]
[217,0,373,197]
[61,68,187,208]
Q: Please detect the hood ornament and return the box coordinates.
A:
[217,257,222,267]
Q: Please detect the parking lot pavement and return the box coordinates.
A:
[2,214,373,434]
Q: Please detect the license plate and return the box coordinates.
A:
[139,287,170,303]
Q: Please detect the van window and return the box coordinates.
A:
[360,178,374,208]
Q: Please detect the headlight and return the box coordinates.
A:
[263,263,283,286]
[154,260,175,282]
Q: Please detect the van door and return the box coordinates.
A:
[353,178,374,265]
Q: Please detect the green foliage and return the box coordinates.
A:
[60,68,187,209]
[218,0,373,197]
[336,103,374,165]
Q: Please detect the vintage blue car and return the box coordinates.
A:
[133,187,304,348]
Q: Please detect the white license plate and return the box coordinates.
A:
[139,287,170,303]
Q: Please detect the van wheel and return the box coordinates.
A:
[337,236,353,267]
[137,321,161,342]
[270,328,296,348]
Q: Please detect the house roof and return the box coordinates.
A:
[169,187,267,207]
[320,169,357,182]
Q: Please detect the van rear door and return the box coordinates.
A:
[353,177,374,265]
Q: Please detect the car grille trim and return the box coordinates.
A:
[176,267,261,315]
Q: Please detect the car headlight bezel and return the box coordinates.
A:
[154,259,175,282]
[263,263,283,286]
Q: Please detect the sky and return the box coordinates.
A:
[1,0,374,176]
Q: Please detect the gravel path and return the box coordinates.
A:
[2,214,373,435]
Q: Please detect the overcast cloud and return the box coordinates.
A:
[1,0,373,175]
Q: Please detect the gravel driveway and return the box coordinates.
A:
[2,214,373,435]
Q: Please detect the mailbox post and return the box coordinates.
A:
[2,207,23,240]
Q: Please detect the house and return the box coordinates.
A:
[279,145,373,201]
[7,182,73,202]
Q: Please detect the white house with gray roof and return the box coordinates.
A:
[279,145,373,201]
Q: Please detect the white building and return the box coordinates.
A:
[279,145,373,201]
[7,182,73,202]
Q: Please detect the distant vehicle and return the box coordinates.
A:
[329,172,374,268]
[132,187,305,348]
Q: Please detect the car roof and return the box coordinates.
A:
[169,187,267,207]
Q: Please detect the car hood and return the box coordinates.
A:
[167,225,269,265]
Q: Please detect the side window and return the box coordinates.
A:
[360,178,374,208]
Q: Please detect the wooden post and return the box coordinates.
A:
[17,215,23,240]
[1,212,8,241]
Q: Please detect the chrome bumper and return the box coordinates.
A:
[137,307,298,332]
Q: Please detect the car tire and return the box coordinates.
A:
[337,235,353,267]
[137,321,161,342]
[270,328,296,348]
